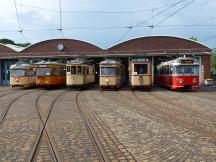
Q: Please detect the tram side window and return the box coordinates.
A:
[27,70,34,76]
[89,67,93,75]
[86,66,89,75]
[59,66,65,75]
[161,67,164,75]
[66,66,70,73]
[134,64,148,74]
[71,66,76,74]
[170,66,173,75]
[77,66,82,74]
[52,67,58,75]
[116,67,120,75]
[83,67,86,75]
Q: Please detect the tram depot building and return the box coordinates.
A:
[0,36,212,86]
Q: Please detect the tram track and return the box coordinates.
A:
[131,91,216,139]
[0,89,23,98]
[147,89,216,122]
[98,90,199,161]
[102,90,216,140]
[75,90,136,161]
[0,89,36,126]
[75,91,109,162]
[27,90,66,162]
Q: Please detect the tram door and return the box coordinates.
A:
[1,60,16,86]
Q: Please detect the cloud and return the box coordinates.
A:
[0,0,215,48]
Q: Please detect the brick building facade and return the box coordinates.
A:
[0,36,212,85]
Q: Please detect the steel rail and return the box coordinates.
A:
[75,91,109,162]
[28,90,66,162]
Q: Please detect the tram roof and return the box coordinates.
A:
[100,59,122,65]
[10,63,34,69]
[35,61,65,65]
[66,58,91,65]
[157,57,200,68]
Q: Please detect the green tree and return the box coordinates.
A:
[0,38,30,47]
[189,36,198,41]
[0,38,15,45]
[212,49,216,71]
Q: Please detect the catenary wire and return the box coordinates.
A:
[156,0,194,26]
[13,0,29,42]
[134,0,189,28]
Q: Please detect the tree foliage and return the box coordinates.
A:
[189,36,198,41]
[0,38,30,47]
[212,49,216,71]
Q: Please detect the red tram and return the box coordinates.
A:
[156,57,200,89]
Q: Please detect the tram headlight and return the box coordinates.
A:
[192,78,197,83]
[177,78,184,84]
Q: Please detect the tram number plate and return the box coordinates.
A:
[181,60,194,64]
[39,65,47,67]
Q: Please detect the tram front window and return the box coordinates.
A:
[134,64,148,74]
[175,65,199,75]
[10,69,26,76]
[36,68,51,76]
[101,67,118,75]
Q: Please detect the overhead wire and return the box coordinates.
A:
[134,0,189,28]
[148,9,154,36]
[156,0,194,26]
[6,0,178,14]
[1,0,215,47]
[13,0,29,42]
[58,0,64,37]
[113,0,191,44]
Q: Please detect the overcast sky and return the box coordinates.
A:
[0,0,215,49]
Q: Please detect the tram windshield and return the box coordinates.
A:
[101,67,119,75]
[10,69,34,76]
[36,68,51,76]
[174,65,199,75]
[134,64,148,74]
[10,69,25,76]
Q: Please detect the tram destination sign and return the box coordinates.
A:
[181,60,194,64]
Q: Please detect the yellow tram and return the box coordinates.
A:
[99,59,125,89]
[10,62,36,88]
[129,58,152,90]
[66,58,95,88]
[34,61,66,87]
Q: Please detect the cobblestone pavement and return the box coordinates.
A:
[33,89,67,162]
[33,133,55,162]
[49,91,103,161]
[0,86,216,162]
[86,88,216,161]
[77,91,135,161]
[0,89,43,161]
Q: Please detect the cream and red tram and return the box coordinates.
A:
[35,61,66,87]
[10,62,35,88]
[66,59,95,88]
[156,57,200,89]
[129,58,152,89]
[99,59,125,89]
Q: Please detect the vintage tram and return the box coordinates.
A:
[34,61,66,87]
[10,62,36,88]
[66,58,95,88]
[156,57,200,89]
[129,57,152,90]
[99,59,125,89]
